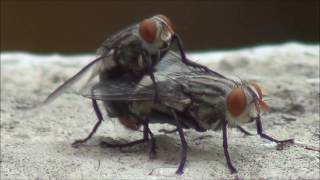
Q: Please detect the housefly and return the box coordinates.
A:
[42,15,217,147]
[81,51,294,174]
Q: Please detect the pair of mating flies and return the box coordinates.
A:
[43,15,294,174]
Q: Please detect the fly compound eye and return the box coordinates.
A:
[227,87,247,117]
[139,19,157,43]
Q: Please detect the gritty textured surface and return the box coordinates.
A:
[1,43,319,179]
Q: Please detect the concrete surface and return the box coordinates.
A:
[1,42,319,179]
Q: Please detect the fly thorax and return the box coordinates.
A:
[189,99,225,130]
[117,43,147,72]
[94,49,117,72]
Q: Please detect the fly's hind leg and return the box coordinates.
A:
[173,34,221,75]
[72,99,103,148]
[237,126,252,136]
[159,128,178,134]
[100,118,157,159]
[100,121,149,148]
[146,118,157,159]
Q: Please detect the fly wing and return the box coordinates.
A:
[155,51,227,78]
[42,24,138,106]
[79,51,190,102]
[79,50,221,102]
[80,76,186,102]
[42,53,114,105]
[155,51,196,74]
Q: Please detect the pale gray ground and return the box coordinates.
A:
[1,43,319,179]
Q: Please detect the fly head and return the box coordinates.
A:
[138,14,174,53]
[225,82,269,126]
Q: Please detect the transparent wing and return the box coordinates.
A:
[79,50,226,102]
[79,76,186,102]
[79,50,200,102]
[42,24,139,106]
[42,53,113,105]
[155,51,226,78]
[155,51,190,73]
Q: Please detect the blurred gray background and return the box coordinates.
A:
[1,1,319,53]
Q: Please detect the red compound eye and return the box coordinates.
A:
[227,88,247,117]
[139,19,157,43]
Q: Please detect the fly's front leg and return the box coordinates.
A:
[256,115,294,148]
[171,110,188,175]
[222,120,237,173]
[72,99,103,148]
[141,51,159,102]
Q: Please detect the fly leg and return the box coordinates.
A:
[237,126,252,136]
[146,118,157,159]
[173,34,224,77]
[72,99,103,148]
[100,122,149,148]
[100,118,157,159]
[256,115,294,146]
[141,51,159,102]
[149,72,159,102]
[222,120,237,173]
[158,128,178,134]
[171,110,188,175]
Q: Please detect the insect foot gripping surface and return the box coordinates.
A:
[99,119,157,160]
[255,115,294,150]
[72,99,104,148]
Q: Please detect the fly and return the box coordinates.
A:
[82,51,294,174]
[42,15,218,147]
